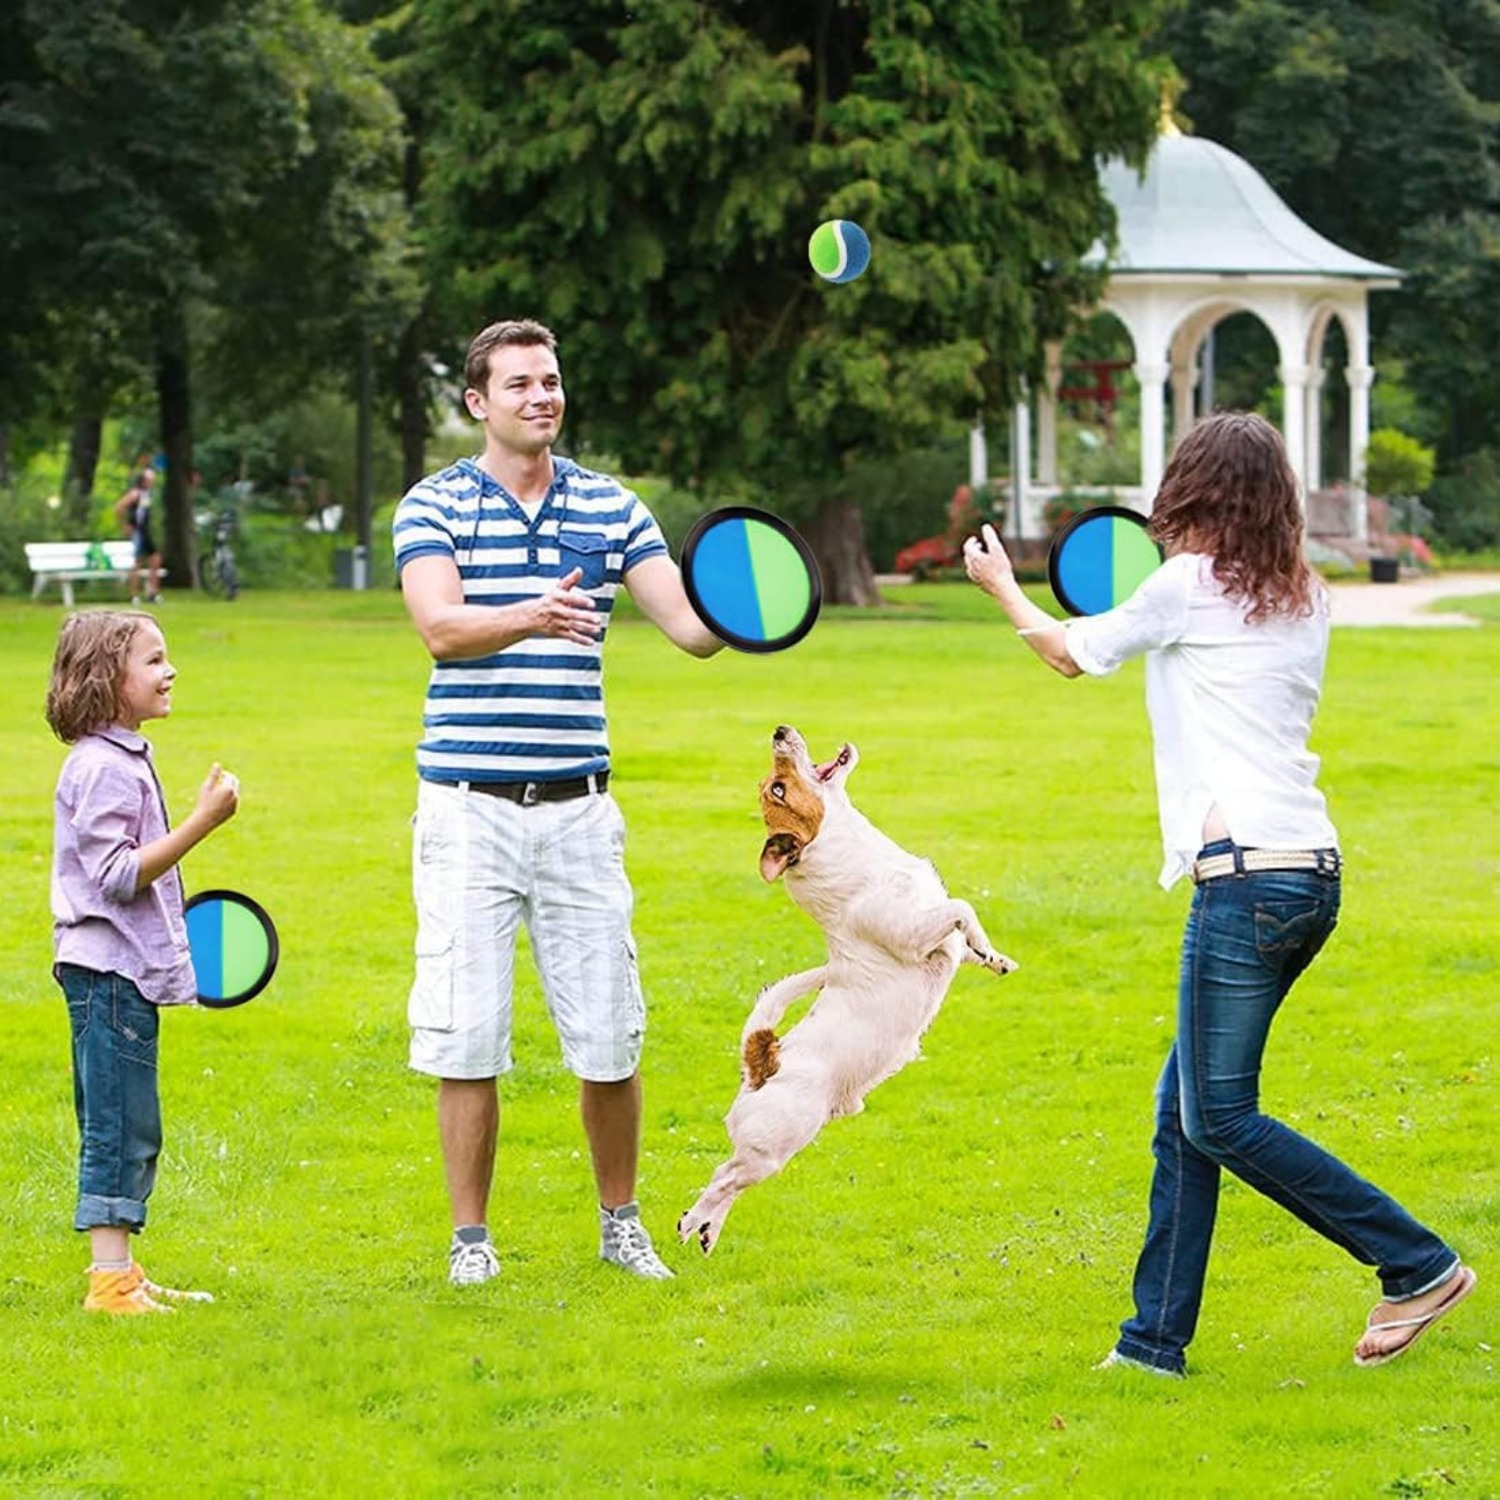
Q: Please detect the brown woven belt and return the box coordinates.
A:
[459,771,609,806]
[1191,846,1341,884]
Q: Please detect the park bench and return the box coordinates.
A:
[25,540,150,607]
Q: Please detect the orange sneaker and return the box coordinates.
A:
[135,1262,214,1304]
[83,1264,173,1315]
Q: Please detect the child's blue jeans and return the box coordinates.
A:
[1115,848,1456,1374]
[55,964,162,1232]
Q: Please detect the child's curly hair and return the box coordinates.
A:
[45,611,155,743]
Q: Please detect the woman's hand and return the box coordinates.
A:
[963,523,1016,598]
[962,524,1082,678]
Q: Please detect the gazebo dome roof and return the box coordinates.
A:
[1096,132,1400,281]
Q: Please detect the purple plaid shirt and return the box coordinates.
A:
[52,727,196,1005]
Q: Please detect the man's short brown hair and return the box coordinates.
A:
[464,319,558,393]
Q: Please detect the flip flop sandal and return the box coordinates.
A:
[1354,1264,1477,1367]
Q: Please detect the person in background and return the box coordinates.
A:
[115,467,163,604]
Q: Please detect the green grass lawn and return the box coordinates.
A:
[1431,590,1500,625]
[1,583,1494,1498]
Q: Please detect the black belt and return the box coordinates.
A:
[459,771,608,806]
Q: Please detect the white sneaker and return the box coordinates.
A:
[1094,1349,1184,1378]
[448,1237,500,1286]
[599,1203,673,1280]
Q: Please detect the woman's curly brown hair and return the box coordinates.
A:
[45,610,155,743]
[1147,411,1320,622]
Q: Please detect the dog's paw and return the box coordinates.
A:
[982,950,1018,975]
[679,1209,721,1255]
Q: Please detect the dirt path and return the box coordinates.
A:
[1327,571,1500,627]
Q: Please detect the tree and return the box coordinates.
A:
[1390,210,1500,462]
[418,0,1171,601]
[345,0,448,494]
[1159,0,1500,538]
[0,0,411,582]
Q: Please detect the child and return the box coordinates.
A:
[46,611,240,1314]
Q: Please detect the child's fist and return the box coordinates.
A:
[197,763,240,828]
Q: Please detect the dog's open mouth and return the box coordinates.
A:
[814,745,852,783]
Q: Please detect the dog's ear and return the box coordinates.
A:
[759,833,802,883]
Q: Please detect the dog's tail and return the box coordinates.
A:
[742,1028,781,1090]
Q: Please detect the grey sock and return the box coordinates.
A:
[452,1224,490,1248]
[601,1201,640,1222]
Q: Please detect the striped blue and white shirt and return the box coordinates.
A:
[393,456,669,784]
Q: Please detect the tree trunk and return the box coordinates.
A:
[156,302,197,590]
[65,415,104,531]
[397,121,428,494]
[397,307,427,492]
[805,495,883,606]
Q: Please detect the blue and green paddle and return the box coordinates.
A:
[185,890,279,1009]
[681,507,822,653]
[1047,505,1164,617]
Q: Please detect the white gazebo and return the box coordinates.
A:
[997,116,1401,544]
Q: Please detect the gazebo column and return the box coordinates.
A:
[1037,342,1063,485]
[1278,363,1312,502]
[1009,385,1032,542]
[1304,368,1326,493]
[1169,360,1197,449]
[969,415,987,490]
[1347,363,1374,544]
[1135,359,1168,505]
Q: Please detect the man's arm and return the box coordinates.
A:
[623,554,724,658]
[400,553,602,660]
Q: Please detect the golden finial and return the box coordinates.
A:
[1158,79,1182,138]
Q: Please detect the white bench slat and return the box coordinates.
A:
[26,541,136,570]
[27,540,151,607]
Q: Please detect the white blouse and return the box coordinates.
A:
[1064,552,1339,889]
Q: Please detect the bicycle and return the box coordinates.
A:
[198,505,240,599]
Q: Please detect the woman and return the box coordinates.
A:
[114,467,163,604]
[963,411,1473,1375]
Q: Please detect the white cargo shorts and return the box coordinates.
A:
[406,780,645,1082]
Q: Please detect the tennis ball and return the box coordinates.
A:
[808,220,871,284]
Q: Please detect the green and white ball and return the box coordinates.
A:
[808,220,871,284]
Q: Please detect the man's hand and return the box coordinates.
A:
[531,566,602,645]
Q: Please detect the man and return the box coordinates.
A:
[393,318,721,1285]
[115,467,162,604]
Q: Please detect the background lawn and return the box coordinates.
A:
[0,583,1494,1498]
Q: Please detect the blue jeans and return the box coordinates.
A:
[56,965,162,1232]
[1115,845,1456,1374]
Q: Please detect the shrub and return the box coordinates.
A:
[1041,488,1117,536]
[1364,428,1436,498]
[1426,447,1500,552]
